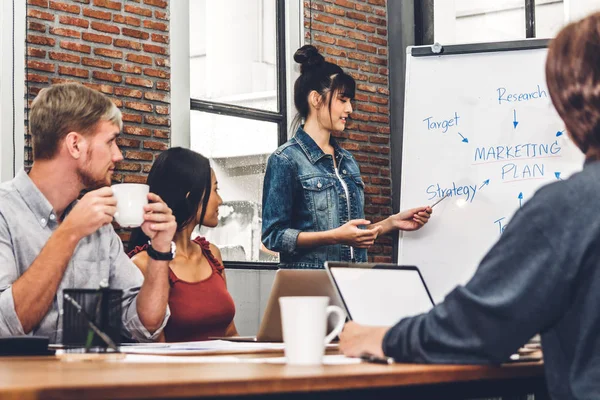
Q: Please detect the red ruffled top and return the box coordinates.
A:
[129,237,236,342]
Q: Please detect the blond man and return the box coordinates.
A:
[0,84,175,342]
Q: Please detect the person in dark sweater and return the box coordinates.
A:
[339,12,600,400]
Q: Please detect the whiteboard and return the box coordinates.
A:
[398,43,585,303]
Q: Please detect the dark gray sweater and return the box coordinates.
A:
[384,161,600,400]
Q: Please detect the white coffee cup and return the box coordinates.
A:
[279,296,346,366]
[111,183,149,228]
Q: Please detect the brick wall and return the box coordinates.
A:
[25,0,171,184]
[304,0,392,262]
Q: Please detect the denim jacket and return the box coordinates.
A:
[262,127,367,269]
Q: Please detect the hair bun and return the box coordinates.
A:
[294,45,324,73]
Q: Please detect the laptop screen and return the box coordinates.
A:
[325,262,435,327]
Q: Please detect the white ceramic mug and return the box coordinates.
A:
[279,296,346,366]
[111,183,149,228]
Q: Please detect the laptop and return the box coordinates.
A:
[324,262,435,326]
[216,269,346,342]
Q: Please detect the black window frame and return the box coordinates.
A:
[188,0,287,268]
[189,0,288,147]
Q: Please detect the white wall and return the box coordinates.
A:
[565,0,600,20]
[434,0,600,45]
[0,0,25,182]
[170,0,191,148]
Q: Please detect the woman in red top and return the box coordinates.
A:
[128,147,237,341]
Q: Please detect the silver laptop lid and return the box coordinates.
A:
[325,262,435,326]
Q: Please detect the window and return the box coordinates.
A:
[189,0,294,263]
[434,0,600,44]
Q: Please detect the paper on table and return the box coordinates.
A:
[119,340,286,355]
[113,354,361,365]
[119,354,243,363]
[245,355,362,365]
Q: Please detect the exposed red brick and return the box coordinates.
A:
[49,1,81,14]
[155,105,169,115]
[122,113,143,123]
[126,54,153,65]
[49,27,80,38]
[156,81,169,91]
[60,41,91,53]
[113,14,141,26]
[335,18,356,28]
[313,14,335,24]
[27,60,55,73]
[357,23,376,33]
[28,0,49,7]
[122,28,150,40]
[27,73,50,83]
[28,9,55,21]
[82,82,114,94]
[113,39,142,50]
[144,92,169,103]
[355,3,373,12]
[115,88,143,98]
[367,16,386,26]
[28,48,47,58]
[82,32,112,44]
[94,48,123,58]
[154,58,169,67]
[324,5,345,16]
[142,44,168,55]
[91,21,120,34]
[125,76,153,87]
[143,140,167,151]
[123,175,148,184]
[143,68,169,79]
[143,0,167,8]
[59,16,89,28]
[153,129,169,138]
[124,4,152,17]
[27,35,55,46]
[155,10,168,20]
[143,20,168,31]
[83,8,112,20]
[93,0,122,11]
[93,71,122,83]
[116,138,141,148]
[115,161,142,171]
[82,57,112,69]
[357,43,377,53]
[151,33,168,44]
[58,66,89,78]
[346,11,367,21]
[125,102,153,112]
[144,116,169,126]
[123,126,152,137]
[114,63,142,74]
[28,21,46,32]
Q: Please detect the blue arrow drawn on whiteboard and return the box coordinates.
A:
[479,179,490,190]
[518,192,523,208]
[556,130,564,137]
[555,172,562,180]
[513,110,519,129]
[457,132,468,143]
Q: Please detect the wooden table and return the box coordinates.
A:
[0,355,547,400]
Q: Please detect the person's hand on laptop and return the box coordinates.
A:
[339,321,389,358]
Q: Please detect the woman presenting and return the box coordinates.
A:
[262,45,431,269]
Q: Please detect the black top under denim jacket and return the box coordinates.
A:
[261,127,367,269]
